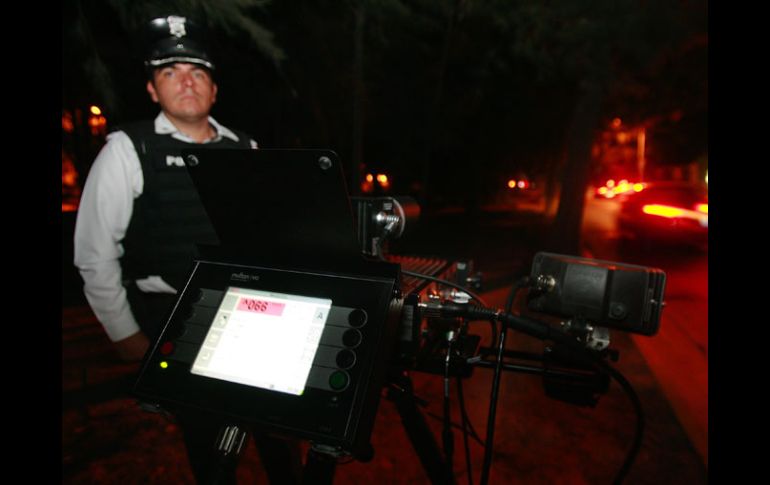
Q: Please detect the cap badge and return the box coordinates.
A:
[167,16,187,38]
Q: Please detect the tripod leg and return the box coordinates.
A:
[174,412,240,485]
[389,374,456,485]
[254,432,303,485]
[208,424,248,485]
[301,445,337,485]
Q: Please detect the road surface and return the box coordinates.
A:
[582,195,708,466]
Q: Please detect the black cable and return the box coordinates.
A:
[427,300,645,483]
[479,312,644,483]
[505,275,531,314]
[478,275,527,358]
[456,321,485,447]
[442,334,455,475]
[402,269,488,307]
[409,282,513,485]
[487,319,498,350]
[479,324,508,485]
[440,278,528,485]
[456,376,474,485]
[596,360,645,484]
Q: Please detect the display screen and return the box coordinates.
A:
[191,287,332,395]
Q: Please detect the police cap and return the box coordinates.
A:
[144,15,215,71]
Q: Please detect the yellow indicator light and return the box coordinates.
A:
[160,361,169,369]
[376,174,388,183]
[90,105,102,115]
[508,179,517,189]
[365,173,374,182]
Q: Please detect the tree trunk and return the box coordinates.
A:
[420,0,463,208]
[351,1,366,194]
[546,76,605,255]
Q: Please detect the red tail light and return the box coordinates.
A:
[642,203,709,225]
[642,204,684,218]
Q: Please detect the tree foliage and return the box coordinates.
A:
[64,0,283,118]
[63,0,707,237]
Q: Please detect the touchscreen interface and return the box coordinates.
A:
[191,287,332,395]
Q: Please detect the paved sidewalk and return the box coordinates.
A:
[581,196,708,467]
[63,294,706,484]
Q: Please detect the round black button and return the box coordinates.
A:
[167,323,187,340]
[335,349,356,369]
[179,305,195,322]
[342,329,362,348]
[329,371,350,391]
[348,309,368,327]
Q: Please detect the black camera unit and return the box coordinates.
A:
[527,252,665,337]
[132,149,666,485]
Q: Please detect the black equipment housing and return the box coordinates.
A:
[526,252,666,336]
[133,149,403,457]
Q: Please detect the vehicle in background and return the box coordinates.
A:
[502,175,546,212]
[360,172,392,195]
[594,178,646,199]
[617,181,708,250]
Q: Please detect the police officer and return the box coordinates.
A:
[74,15,300,484]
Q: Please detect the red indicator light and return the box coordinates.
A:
[160,341,175,355]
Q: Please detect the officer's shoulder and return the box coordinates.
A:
[112,120,154,138]
[228,127,256,147]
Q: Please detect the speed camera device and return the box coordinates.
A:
[133,149,403,458]
[132,147,668,482]
[526,252,666,336]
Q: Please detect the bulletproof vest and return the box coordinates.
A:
[120,121,253,290]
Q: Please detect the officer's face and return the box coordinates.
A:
[146,63,217,123]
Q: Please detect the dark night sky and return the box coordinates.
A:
[62,1,708,205]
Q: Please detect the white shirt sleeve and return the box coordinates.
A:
[73,131,144,342]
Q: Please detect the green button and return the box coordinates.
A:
[329,371,349,391]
